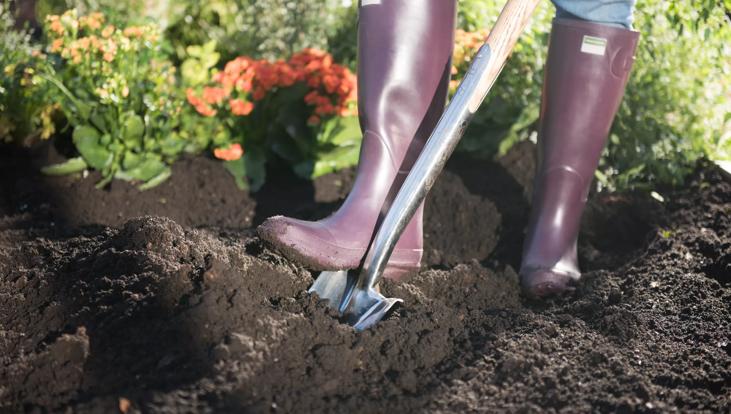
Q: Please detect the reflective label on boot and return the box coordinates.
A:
[361,0,381,5]
[580,35,607,56]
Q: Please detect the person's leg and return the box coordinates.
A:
[521,0,639,297]
[258,0,457,280]
[553,0,637,28]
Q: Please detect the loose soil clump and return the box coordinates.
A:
[0,142,729,413]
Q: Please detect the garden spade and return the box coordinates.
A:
[309,0,542,331]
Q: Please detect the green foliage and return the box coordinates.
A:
[326,1,359,71]
[602,0,731,190]
[180,40,220,86]
[455,0,731,191]
[39,10,219,189]
[36,0,147,25]
[164,0,345,62]
[187,49,360,191]
[455,0,553,159]
[0,1,55,144]
[458,0,503,31]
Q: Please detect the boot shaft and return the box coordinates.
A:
[520,18,640,292]
[357,0,457,173]
[538,18,640,187]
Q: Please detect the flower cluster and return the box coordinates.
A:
[187,49,357,126]
[186,48,357,161]
[289,49,357,124]
[46,10,160,67]
[39,11,192,190]
[44,11,171,108]
[451,29,488,92]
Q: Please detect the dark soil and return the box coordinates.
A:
[0,142,729,413]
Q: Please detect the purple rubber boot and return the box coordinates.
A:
[258,0,456,280]
[521,18,640,298]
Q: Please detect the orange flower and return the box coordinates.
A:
[187,89,217,117]
[251,87,267,101]
[306,76,321,88]
[277,65,297,87]
[49,19,65,36]
[224,57,251,76]
[102,25,115,38]
[103,52,114,62]
[77,37,91,49]
[235,78,253,92]
[123,26,145,38]
[315,102,336,115]
[304,90,320,104]
[202,87,229,105]
[214,143,243,161]
[195,105,217,117]
[186,89,202,106]
[230,99,254,116]
[307,115,321,125]
[80,13,104,30]
[50,38,64,53]
[322,74,340,94]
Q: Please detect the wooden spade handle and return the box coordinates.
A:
[469,0,543,112]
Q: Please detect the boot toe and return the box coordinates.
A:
[257,216,361,270]
[521,268,578,299]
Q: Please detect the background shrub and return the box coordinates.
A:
[164,0,345,62]
[38,10,217,189]
[186,49,360,191]
[604,0,731,190]
[7,0,730,194]
[0,1,54,144]
[453,0,731,191]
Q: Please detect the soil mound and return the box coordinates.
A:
[0,143,729,412]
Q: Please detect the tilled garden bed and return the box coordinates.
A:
[0,142,729,413]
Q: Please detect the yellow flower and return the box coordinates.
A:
[40,105,58,140]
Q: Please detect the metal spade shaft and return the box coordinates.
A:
[340,44,495,305]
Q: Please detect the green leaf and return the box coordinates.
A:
[121,151,143,170]
[159,134,187,157]
[223,150,267,192]
[181,60,209,86]
[89,112,107,132]
[117,153,167,182]
[305,142,361,179]
[41,157,87,176]
[72,126,112,170]
[223,157,247,190]
[244,150,267,192]
[271,133,304,162]
[121,113,145,148]
[317,115,361,146]
[138,167,172,191]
